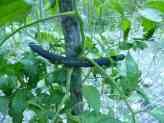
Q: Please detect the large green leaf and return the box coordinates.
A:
[82,85,100,112]
[20,53,46,88]
[0,76,17,95]
[0,0,32,26]
[119,53,141,97]
[80,111,122,123]
[126,53,140,83]
[109,0,124,16]
[141,18,156,40]
[9,89,31,123]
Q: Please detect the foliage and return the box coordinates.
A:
[0,0,163,123]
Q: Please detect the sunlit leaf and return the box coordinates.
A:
[141,18,156,40]
[110,0,124,16]
[121,18,131,40]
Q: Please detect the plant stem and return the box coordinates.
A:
[0,11,76,47]
[87,58,136,123]
[52,68,73,123]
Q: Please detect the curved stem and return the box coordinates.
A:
[0,11,76,47]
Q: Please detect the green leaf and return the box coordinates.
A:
[84,36,98,53]
[138,8,162,22]
[49,0,56,8]
[20,53,46,88]
[0,96,9,114]
[146,1,164,13]
[120,53,140,96]
[119,42,133,50]
[46,67,67,85]
[134,41,148,50]
[37,112,49,123]
[126,53,140,84]
[82,85,100,112]
[150,106,164,123]
[112,53,141,98]
[109,0,124,16]
[35,32,60,45]
[80,111,122,123]
[121,18,131,40]
[0,76,17,95]
[0,0,15,5]
[29,112,49,123]
[9,89,31,123]
[0,0,32,26]
[141,18,156,40]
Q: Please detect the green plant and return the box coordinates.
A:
[0,0,164,123]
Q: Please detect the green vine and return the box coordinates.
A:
[0,11,76,47]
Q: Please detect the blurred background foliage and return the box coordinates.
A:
[0,0,164,123]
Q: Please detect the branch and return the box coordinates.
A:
[29,42,125,67]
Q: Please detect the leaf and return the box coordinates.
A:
[121,18,131,40]
[20,53,46,88]
[150,106,164,123]
[46,68,66,85]
[82,85,100,112]
[9,89,32,123]
[84,36,98,53]
[120,53,140,96]
[35,32,60,44]
[0,0,14,5]
[146,1,164,13]
[109,0,124,16]
[134,41,148,50]
[49,0,56,8]
[141,18,156,40]
[0,0,32,26]
[0,76,17,95]
[126,53,140,85]
[119,42,133,50]
[80,111,122,123]
[0,96,9,114]
[138,8,163,22]
[36,112,49,123]
[29,112,49,123]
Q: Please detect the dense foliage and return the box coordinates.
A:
[0,0,164,123]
